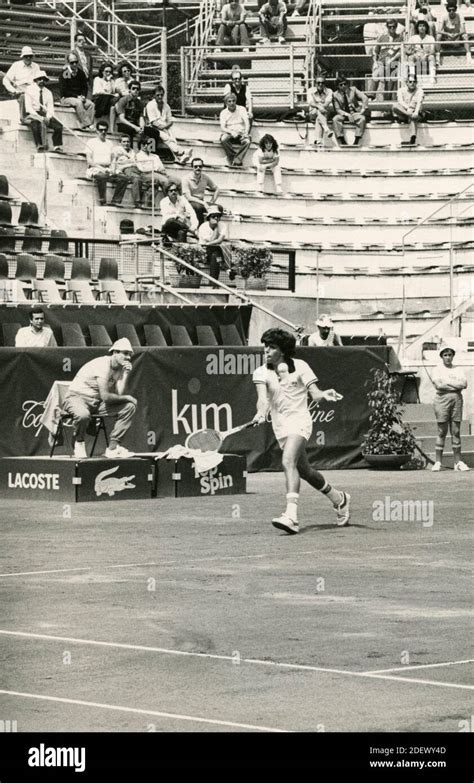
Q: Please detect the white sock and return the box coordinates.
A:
[286,492,299,520]
[321,481,344,507]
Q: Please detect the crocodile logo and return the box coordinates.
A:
[94,466,136,497]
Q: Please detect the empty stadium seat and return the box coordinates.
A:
[2,322,21,347]
[66,279,97,304]
[21,227,43,254]
[61,323,87,347]
[89,325,113,347]
[18,202,39,227]
[98,279,130,304]
[0,175,10,201]
[0,201,12,227]
[70,257,92,280]
[15,253,37,299]
[219,324,243,346]
[48,229,70,256]
[116,323,141,347]
[0,254,8,279]
[0,227,16,254]
[98,257,119,280]
[196,325,218,346]
[170,325,193,346]
[144,324,167,346]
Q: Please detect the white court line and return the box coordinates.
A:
[0,689,286,732]
[363,659,474,674]
[0,541,453,578]
[1,630,472,692]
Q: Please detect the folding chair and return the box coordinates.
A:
[50,413,109,457]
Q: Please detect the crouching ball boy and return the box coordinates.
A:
[252,328,350,534]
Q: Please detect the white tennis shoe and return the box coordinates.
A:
[105,445,135,459]
[272,514,299,535]
[454,461,470,472]
[335,491,351,526]
[431,461,442,472]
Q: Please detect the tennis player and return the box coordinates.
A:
[252,328,350,534]
[431,343,470,472]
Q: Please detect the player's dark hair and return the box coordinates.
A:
[261,328,296,372]
[29,306,45,320]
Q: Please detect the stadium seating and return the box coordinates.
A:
[60,322,87,347]
[89,324,113,347]
[15,253,37,299]
[2,322,21,347]
[116,323,141,347]
[170,325,193,346]
[144,324,168,347]
[196,325,219,346]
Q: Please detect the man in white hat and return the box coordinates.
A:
[198,205,233,283]
[63,338,137,459]
[431,343,469,472]
[3,46,42,120]
[308,314,343,347]
[24,71,64,152]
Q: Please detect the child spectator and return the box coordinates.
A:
[253,134,283,193]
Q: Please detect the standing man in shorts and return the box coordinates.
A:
[431,344,469,471]
[252,328,351,534]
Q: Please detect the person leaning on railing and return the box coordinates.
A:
[59,53,95,130]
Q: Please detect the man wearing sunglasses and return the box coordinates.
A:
[3,46,42,120]
[307,75,334,147]
[59,52,95,129]
[182,158,220,225]
[392,73,424,146]
[116,81,145,145]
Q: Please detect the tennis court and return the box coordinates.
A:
[0,468,472,733]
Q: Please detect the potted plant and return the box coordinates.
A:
[170,243,206,289]
[233,246,272,291]
[362,368,421,469]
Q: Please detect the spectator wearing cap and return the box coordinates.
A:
[72,32,93,87]
[216,2,250,47]
[253,134,283,194]
[223,70,253,124]
[219,93,251,166]
[182,158,220,225]
[24,71,64,153]
[198,205,233,283]
[431,343,469,472]
[407,19,436,82]
[59,52,95,129]
[332,78,369,146]
[144,86,192,164]
[392,73,424,145]
[63,337,137,461]
[307,75,334,146]
[160,183,198,243]
[368,19,404,101]
[307,315,343,347]
[115,80,145,145]
[436,2,471,65]
[3,46,42,120]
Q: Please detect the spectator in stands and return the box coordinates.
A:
[72,32,93,87]
[24,71,64,153]
[112,134,141,208]
[410,0,437,38]
[332,77,368,146]
[115,80,145,146]
[307,314,343,347]
[92,61,119,121]
[307,75,334,146]
[253,133,283,193]
[198,205,233,284]
[63,337,137,460]
[259,0,288,44]
[368,18,404,101]
[15,307,57,347]
[223,69,253,124]
[219,93,251,166]
[3,46,41,121]
[86,121,129,206]
[115,62,135,97]
[291,0,309,17]
[407,19,436,82]
[59,52,95,129]
[363,8,388,57]
[160,182,198,242]
[216,1,251,48]
[392,72,424,145]
[436,2,471,64]
[431,343,470,472]
[135,137,179,206]
[182,158,220,225]
[144,85,192,164]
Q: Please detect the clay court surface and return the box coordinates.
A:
[0,469,472,734]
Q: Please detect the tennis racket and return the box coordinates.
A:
[185,420,256,452]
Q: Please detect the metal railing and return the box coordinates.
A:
[304,0,320,92]
[39,0,167,91]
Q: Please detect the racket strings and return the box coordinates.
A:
[186,429,222,452]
